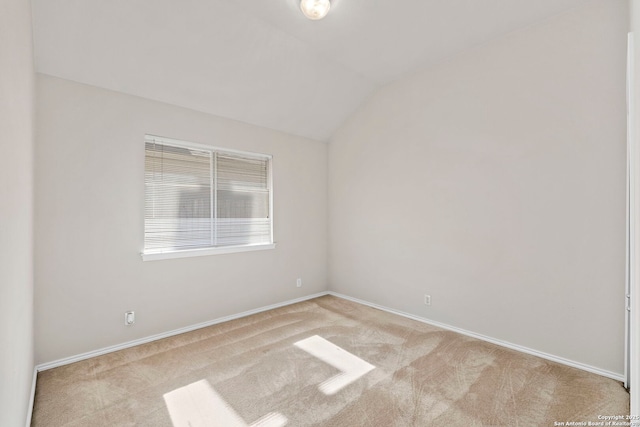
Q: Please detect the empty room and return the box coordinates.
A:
[2,0,640,426]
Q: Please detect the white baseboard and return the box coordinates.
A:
[29,289,628,425]
[328,291,625,383]
[36,292,329,372]
[25,366,37,427]
[34,289,625,384]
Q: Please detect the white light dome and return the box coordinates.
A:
[300,0,331,20]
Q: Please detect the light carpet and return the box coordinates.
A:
[32,295,629,426]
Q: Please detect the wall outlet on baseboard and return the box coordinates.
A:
[125,311,135,326]
[424,295,431,306]
[296,278,303,288]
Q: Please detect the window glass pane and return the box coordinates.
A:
[144,143,212,251]
[216,154,271,246]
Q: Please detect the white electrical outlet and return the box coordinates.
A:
[424,295,431,306]
[125,311,135,326]
[296,278,302,288]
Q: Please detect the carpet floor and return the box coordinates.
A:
[32,295,629,426]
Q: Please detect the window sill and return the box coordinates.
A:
[141,243,276,261]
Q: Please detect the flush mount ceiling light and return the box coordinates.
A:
[300,0,331,20]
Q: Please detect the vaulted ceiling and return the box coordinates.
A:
[32,0,591,141]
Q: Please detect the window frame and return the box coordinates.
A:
[141,134,275,261]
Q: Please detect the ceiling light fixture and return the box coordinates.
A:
[300,0,331,20]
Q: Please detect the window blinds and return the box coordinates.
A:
[144,136,272,254]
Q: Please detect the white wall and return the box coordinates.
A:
[329,0,628,375]
[0,0,35,425]
[35,75,328,364]
[631,0,640,415]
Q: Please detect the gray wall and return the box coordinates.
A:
[329,0,628,375]
[35,75,328,364]
[0,0,35,425]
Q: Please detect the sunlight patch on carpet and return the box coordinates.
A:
[163,379,288,427]
[294,335,375,395]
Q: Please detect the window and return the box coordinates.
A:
[142,135,274,260]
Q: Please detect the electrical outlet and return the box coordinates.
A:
[296,278,303,288]
[424,295,431,306]
[125,311,135,326]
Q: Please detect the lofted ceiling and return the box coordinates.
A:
[32,0,592,141]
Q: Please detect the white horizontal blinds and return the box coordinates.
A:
[144,141,213,252]
[144,136,273,255]
[216,153,271,246]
